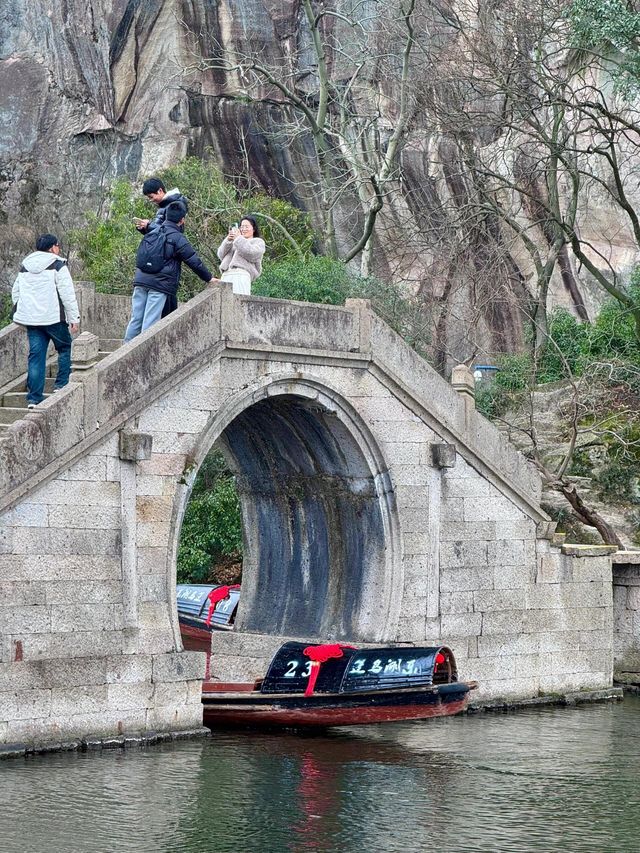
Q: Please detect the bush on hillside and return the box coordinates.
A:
[71,158,313,299]
[177,450,243,584]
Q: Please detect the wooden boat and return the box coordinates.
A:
[202,641,477,728]
[176,584,241,652]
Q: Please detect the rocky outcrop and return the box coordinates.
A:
[1,1,636,363]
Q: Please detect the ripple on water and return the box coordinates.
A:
[1,699,640,853]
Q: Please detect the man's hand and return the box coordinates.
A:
[134,218,150,230]
[207,278,222,286]
[70,323,79,334]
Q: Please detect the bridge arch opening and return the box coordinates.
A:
[172,379,401,643]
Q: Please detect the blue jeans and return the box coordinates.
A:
[26,323,73,405]
[124,287,168,342]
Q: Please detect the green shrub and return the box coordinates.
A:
[475,353,534,418]
[177,450,243,584]
[537,309,589,381]
[71,158,312,300]
[254,255,352,304]
[0,292,12,329]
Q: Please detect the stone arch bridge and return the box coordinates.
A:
[0,283,621,747]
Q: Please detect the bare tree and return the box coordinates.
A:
[182,0,425,276]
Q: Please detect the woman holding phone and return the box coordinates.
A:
[216,216,265,294]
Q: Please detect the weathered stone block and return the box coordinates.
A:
[0,580,43,606]
[153,681,188,707]
[394,485,429,509]
[57,457,107,482]
[440,566,493,592]
[136,522,172,548]
[72,331,99,363]
[0,606,51,634]
[107,682,154,711]
[488,539,534,567]
[139,574,168,603]
[431,443,457,469]
[402,531,430,555]
[494,564,534,589]
[152,651,206,683]
[463,496,524,522]
[478,634,540,657]
[440,591,474,615]
[50,685,109,716]
[1,503,49,527]
[119,430,153,462]
[49,604,119,633]
[145,703,203,732]
[440,522,496,541]
[48,505,121,529]
[440,612,482,636]
[136,455,188,478]
[440,540,488,569]
[16,630,125,661]
[106,656,153,685]
[1,688,52,721]
[29,479,121,507]
[473,589,526,612]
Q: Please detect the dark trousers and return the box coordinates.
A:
[26,323,72,405]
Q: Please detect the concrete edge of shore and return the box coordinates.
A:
[468,685,625,714]
[0,726,211,760]
[2,686,635,760]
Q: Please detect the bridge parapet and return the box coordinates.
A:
[1,283,543,520]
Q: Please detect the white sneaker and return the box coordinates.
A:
[27,403,36,409]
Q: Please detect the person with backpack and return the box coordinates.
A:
[124,201,218,342]
[11,234,80,408]
[132,178,189,320]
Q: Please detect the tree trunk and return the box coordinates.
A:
[556,482,624,548]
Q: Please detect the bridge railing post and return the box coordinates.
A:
[345,298,372,353]
[219,280,242,341]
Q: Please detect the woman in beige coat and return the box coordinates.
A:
[217,216,266,294]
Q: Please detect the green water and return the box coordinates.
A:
[2,697,640,853]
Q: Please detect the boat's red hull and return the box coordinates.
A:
[201,682,474,728]
[180,622,212,653]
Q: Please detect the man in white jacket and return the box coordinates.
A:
[12,234,80,408]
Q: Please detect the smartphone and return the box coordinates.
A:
[232,222,239,229]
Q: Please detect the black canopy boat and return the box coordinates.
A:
[177,584,241,652]
[202,641,477,728]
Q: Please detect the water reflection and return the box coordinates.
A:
[1,698,640,853]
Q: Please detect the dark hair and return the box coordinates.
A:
[240,215,260,238]
[36,234,59,252]
[165,201,187,223]
[142,177,165,195]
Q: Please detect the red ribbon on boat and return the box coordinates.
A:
[302,643,356,697]
[205,585,240,627]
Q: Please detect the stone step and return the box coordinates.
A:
[9,377,57,395]
[2,391,50,408]
[0,407,30,425]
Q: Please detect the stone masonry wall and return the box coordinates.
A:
[0,288,616,745]
[612,555,640,681]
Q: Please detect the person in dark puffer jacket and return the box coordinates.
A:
[124,202,219,342]
[134,178,189,319]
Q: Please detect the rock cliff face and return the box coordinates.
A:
[0,1,634,361]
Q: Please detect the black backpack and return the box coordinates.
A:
[136,225,172,274]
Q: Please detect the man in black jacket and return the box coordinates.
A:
[133,178,188,235]
[124,202,218,342]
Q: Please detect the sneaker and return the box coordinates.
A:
[27,403,36,409]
